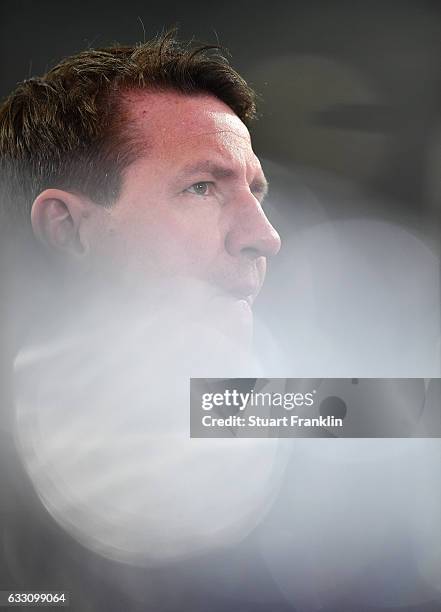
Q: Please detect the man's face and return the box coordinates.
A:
[91,91,281,334]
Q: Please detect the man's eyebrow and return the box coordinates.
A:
[175,160,269,197]
[176,160,238,181]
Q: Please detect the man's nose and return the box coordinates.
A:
[224,193,281,259]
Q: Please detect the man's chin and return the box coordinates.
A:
[208,293,254,348]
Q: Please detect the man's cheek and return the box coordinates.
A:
[134,232,219,280]
[94,204,223,280]
[165,223,223,273]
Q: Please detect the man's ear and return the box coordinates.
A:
[31,189,90,258]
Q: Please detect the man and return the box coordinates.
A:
[0,31,287,608]
[0,30,280,350]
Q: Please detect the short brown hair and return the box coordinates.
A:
[0,30,257,228]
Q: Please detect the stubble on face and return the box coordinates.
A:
[90,91,280,347]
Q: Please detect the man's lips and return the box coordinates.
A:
[231,292,255,306]
[206,258,266,308]
[223,283,261,306]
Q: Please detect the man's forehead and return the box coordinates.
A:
[124,90,252,146]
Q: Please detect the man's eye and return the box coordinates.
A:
[185,182,213,196]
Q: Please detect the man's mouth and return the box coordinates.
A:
[225,284,260,307]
